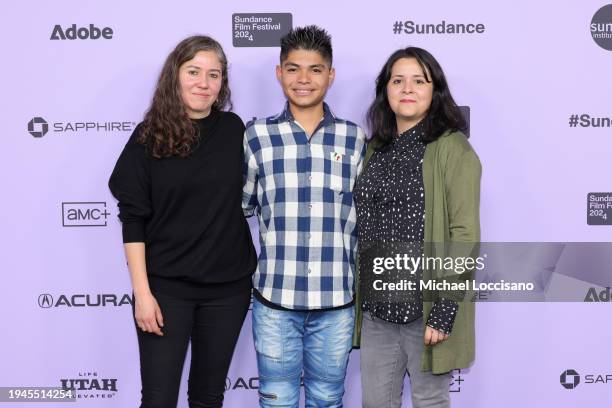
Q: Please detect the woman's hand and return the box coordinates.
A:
[424,325,448,346]
[135,292,164,336]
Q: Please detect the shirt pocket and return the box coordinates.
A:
[325,150,353,193]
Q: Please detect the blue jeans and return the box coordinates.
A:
[252,297,354,408]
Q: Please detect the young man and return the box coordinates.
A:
[243,26,366,407]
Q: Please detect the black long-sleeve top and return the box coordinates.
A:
[109,110,257,298]
[354,122,457,334]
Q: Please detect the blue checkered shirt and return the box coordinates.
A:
[243,103,366,310]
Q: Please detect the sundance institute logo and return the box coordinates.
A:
[28,117,49,138]
[560,369,580,389]
[591,4,612,50]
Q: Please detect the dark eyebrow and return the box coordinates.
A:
[283,62,327,69]
[185,65,221,73]
[391,73,426,78]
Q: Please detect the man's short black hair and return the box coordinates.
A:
[280,25,333,66]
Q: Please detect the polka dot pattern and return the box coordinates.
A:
[355,122,458,333]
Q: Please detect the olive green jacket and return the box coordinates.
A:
[352,130,482,374]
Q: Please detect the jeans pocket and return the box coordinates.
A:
[253,303,282,362]
[253,301,302,379]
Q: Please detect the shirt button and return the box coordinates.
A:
[308,233,311,239]
[308,203,312,209]
[308,175,312,181]
[308,269,312,274]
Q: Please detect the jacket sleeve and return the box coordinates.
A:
[439,133,482,302]
[426,298,458,334]
[444,135,481,243]
[108,126,152,243]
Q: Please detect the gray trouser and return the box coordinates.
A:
[360,314,451,408]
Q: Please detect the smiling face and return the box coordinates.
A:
[178,50,223,119]
[276,49,335,112]
[386,57,434,133]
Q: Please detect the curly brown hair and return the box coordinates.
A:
[139,35,232,158]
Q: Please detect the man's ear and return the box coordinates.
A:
[328,67,336,88]
[276,65,282,83]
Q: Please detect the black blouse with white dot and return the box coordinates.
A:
[354,122,458,334]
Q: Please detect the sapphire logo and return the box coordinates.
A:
[560,369,580,389]
[38,294,53,308]
[28,117,49,138]
[26,117,136,136]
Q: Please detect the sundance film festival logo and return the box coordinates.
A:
[27,117,135,137]
[60,371,117,399]
[587,193,612,225]
[50,24,113,40]
[591,4,612,50]
[232,13,292,47]
[62,202,109,227]
[38,293,133,308]
[560,369,612,389]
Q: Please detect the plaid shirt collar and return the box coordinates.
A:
[272,102,337,128]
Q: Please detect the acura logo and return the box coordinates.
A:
[38,294,53,308]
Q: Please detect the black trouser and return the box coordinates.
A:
[135,289,250,408]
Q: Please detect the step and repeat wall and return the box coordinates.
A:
[1,0,611,406]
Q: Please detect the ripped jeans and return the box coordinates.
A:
[252,297,354,408]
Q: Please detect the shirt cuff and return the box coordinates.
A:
[426,298,459,335]
[122,221,146,243]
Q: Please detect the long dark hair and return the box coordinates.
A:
[367,47,466,147]
[139,35,232,158]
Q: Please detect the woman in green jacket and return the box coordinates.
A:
[353,47,481,408]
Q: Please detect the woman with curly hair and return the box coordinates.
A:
[109,35,256,408]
